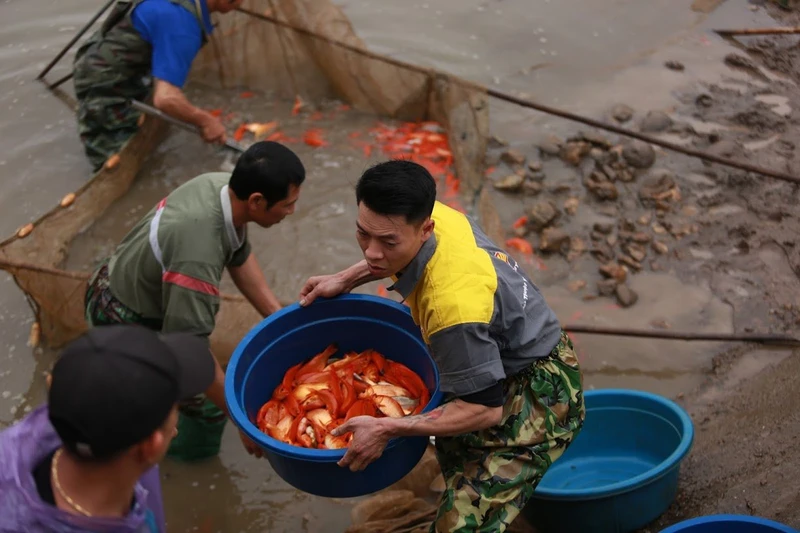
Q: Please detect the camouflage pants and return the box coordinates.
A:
[85,258,163,330]
[431,331,585,533]
[84,259,228,461]
[72,10,150,173]
[76,93,142,172]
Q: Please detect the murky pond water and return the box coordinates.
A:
[64,87,397,297]
[0,0,767,530]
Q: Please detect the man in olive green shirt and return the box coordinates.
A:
[85,141,305,461]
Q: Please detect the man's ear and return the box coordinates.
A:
[46,372,52,390]
[421,218,435,240]
[248,192,265,210]
[136,430,167,464]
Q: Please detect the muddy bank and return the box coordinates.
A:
[651,17,800,531]
[473,16,800,532]
[648,346,800,530]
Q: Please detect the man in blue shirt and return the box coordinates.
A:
[72,0,243,172]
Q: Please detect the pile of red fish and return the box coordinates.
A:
[367,121,465,213]
[217,95,466,213]
[256,344,430,450]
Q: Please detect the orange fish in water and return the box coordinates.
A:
[255,344,429,449]
[303,128,328,148]
[292,95,304,115]
[512,216,528,230]
[266,131,288,142]
[233,124,249,142]
[244,121,279,139]
[505,237,533,255]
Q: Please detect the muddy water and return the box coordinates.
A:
[63,88,393,291]
[0,0,770,530]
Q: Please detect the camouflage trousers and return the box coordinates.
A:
[72,14,150,173]
[76,93,143,172]
[85,258,163,330]
[84,259,228,462]
[431,331,585,533]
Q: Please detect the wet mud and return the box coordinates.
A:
[476,14,800,531]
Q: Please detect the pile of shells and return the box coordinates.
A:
[485,125,697,309]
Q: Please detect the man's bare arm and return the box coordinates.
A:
[227,253,282,317]
[152,79,225,142]
[339,260,383,291]
[384,399,503,438]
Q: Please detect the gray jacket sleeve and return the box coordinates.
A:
[428,322,506,397]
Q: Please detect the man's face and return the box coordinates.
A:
[248,184,300,228]
[356,202,433,278]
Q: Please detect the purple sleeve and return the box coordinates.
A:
[139,465,167,533]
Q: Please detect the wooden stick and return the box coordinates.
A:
[235,6,800,187]
[563,324,800,346]
[715,26,800,36]
[3,253,795,347]
[129,99,246,153]
[47,72,75,91]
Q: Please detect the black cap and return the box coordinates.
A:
[48,325,215,460]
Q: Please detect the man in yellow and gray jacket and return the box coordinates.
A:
[298,159,586,533]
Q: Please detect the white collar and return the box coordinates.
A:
[220,185,245,249]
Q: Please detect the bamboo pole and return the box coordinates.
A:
[234,6,800,187]
[715,26,800,36]
[563,324,800,347]
[2,255,796,346]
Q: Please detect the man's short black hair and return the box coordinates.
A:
[355,160,437,224]
[229,141,306,207]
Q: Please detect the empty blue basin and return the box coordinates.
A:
[524,388,694,533]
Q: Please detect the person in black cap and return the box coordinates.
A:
[0,324,215,533]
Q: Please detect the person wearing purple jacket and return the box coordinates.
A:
[0,324,215,533]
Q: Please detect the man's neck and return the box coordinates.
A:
[227,186,248,229]
[52,448,140,519]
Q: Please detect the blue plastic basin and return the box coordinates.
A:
[524,389,694,533]
[224,293,443,498]
[659,515,798,533]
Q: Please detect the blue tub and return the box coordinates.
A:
[660,515,798,533]
[523,389,694,533]
[224,293,443,498]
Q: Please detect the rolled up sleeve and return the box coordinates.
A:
[428,322,506,398]
[228,239,251,268]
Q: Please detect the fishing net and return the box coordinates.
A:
[0,0,491,363]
